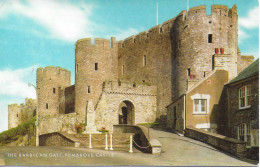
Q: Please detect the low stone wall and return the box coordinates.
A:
[39,113,78,135]
[113,125,161,154]
[39,132,77,147]
[185,126,246,157]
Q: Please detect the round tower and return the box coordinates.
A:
[172,5,238,100]
[75,38,118,120]
[37,66,71,116]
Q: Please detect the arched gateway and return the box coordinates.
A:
[118,100,135,125]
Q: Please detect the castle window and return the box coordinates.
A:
[134,38,136,43]
[208,34,213,43]
[122,65,125,75]
[209,21,212,24]
[17,114,18,117]
[239,85,251,109]
[95,63,98,71]
[187,68,191,76]
[76,64,78,73]
[203,72,206,77]
[53,88,56,94]
[160,27,162,33]
[143,55,147,67]
[87,86,91,93]
[46,103,48,109]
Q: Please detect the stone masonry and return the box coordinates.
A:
[8,4,254,135]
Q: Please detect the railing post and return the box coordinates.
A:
[129,135,133,153]
[89,133,92,149]
[105,133,108,150]
[110,133,113,150]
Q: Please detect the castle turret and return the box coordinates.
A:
[75,37,118,119]
[172,5,238,100]
[37,66,71,116]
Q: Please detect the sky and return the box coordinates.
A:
[0,0,259,133]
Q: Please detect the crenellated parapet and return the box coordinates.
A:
[8,98,36,129]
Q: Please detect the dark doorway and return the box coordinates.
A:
[118,100,135,125]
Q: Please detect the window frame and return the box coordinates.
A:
[238,123,251,147]
[191,94,210,115]
[239,85,251,109]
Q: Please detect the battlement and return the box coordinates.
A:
[37,66,71,82]
[118,4,236,49]
[76,37,116,49]
[103,81,157,96]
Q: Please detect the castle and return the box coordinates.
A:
[8,5,254,136]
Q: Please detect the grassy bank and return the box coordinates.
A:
[0,117,36,146]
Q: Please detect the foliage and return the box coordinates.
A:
[75,123,85,134]
[98,127,109,134]
[0,116,36,146]
[137,122,159,127]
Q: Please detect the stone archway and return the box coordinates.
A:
[118,100,135,125]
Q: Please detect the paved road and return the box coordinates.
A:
[0,129,257,166]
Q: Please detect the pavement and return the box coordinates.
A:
[0,129,257,166]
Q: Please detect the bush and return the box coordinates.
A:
[0,116,36,146]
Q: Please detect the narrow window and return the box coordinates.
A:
[238,123,251,146]
[239,85,251,108]
[134,38,136,43]
[53,88,56,93]
[87,86,91,93]
[122,65,125,75]
[187,68,191,76]
[95,63,98,71]
[203,72,206,77]
[46,103,48,109]
[208,34,213,43]
[160,27,162,33]
[76,64,78,73]
[17,114,18,117]
[143,55,147,67]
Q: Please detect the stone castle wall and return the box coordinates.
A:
[8,98,36,129]
[75,38,118,120]
[95,81,157,131]
[117,5,239,118]
[37,66,71,116]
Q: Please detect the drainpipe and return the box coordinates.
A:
[184,94,186,134]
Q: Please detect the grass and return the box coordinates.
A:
[0,116,36,146]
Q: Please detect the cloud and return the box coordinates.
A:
[239,7,259,29]
[0,0,95,42]
[107,28,141,41]
[0,66,37,98]
[238,28,249,44]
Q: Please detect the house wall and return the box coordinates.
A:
[186,70,229,131]
[166,95,185,133]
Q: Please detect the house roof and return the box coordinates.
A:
[228,59,259,85]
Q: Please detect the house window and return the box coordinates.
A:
[122,65,125,75]
[238,123,251,146]
[191,94,210,115]
[95,63,98,71]
[143,55,147,67]
[194,99,207,114]
[46,103,48,109]
[87,86,91,93]
[239,85,251,109]
[53,88,56,94]
[208,34,212,43]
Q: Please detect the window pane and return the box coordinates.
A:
[240,98,245,107]
[194,100,199,112]
[201,100,207,112]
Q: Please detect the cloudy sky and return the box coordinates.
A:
[0,0,259,133]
